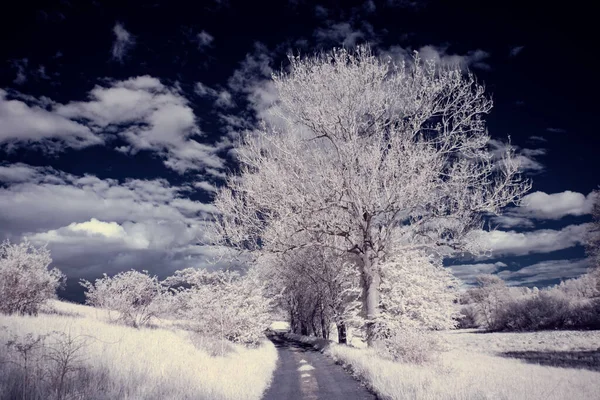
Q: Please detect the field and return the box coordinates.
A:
[292,328,600,400]
[0,300,278,400]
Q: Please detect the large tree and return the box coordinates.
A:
[210,46,529,344]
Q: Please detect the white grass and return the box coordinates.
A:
[443,328,600,353]
[0,300,278,400]
[284,330,600,400]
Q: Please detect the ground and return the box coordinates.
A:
[263,333,376,400]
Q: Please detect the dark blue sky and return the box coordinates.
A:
[0,0,598,301]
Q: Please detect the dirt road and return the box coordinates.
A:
[262,334,377,400]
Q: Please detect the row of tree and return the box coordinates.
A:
[0,239,272,347]
[461,269,600,331]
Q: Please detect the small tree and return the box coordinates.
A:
[466,274,511,329]
[0,240,65,316]
[80,270,169,328]
[376,250,461,333]
[170,268,272,348]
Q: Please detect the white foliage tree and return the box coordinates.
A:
[376,250,461,334]
[210,45,530,344]
[80,270,170,328]
[169,268,272,347]
[257,245,362,343]
[0,239,65,316]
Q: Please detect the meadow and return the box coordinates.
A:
[286,328,600,400]
[0,300,278,400]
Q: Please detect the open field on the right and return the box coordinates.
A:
[320,329,600,400]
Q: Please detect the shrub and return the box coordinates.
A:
[491,290,593,331]
[0,240,65,316]
[373,328,442,365]
[170,268,273,348]
[80,270,170,328]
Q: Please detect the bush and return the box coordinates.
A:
[491,291,600,331]
[80,270,170,328]
[373,328,442,365]
[0,240,65,316]
[170,268,273,347]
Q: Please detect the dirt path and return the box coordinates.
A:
[262,334,377,400]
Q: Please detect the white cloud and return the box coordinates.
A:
[0,164,219,277]
[491,215,535,229]
[385,45,490,71]
[314,22,368,47]
[111,22,135,62]
[495,191,596,227]
[194,82,234,108]
[510,46,524,57]
[517,191,596,220]
[472,223,591,257]
[450,261,507,284]
[0,89,102,150]
[11,59,28,85]
[197,30,214,50]
[55,76,226,173]
[488,138,545,174]
[194,181,218,192]
[498,258,591,286]
[528,135,546,142]
[546,127,566,133]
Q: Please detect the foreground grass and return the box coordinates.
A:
[285,330,600,400]
[0,300,277,400]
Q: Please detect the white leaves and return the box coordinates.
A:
[0,239,64,315]
[80,269,169,328]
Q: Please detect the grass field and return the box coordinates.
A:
[286,328,600,400]
[0,300,278,400]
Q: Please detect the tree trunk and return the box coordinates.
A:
[337,322,347,344]
[320,315,328,339]
[361,247,380,346]
[300,321,308,336]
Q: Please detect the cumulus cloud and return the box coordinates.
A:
[493,191,596,227]
[0,164,220,277]
[498,258,591,286]
[55,76,226,173]
[111,22,135,62]
[472,223,591,257]
[0,89,102,150]
[517,191,596,219]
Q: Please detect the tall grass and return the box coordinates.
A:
[0,301,277,400]
[327,342,600,400]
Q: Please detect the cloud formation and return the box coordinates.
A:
[493,191,596,228]
[0,89,102,151]
[472,223,591,257]
[498,258,591,286]
[196,30,214,50]
[449,261,507,284]
[111,22,135,62]
[55,76,226,173]
[0,163,219,278]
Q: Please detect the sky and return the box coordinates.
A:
[0,0,598,302]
